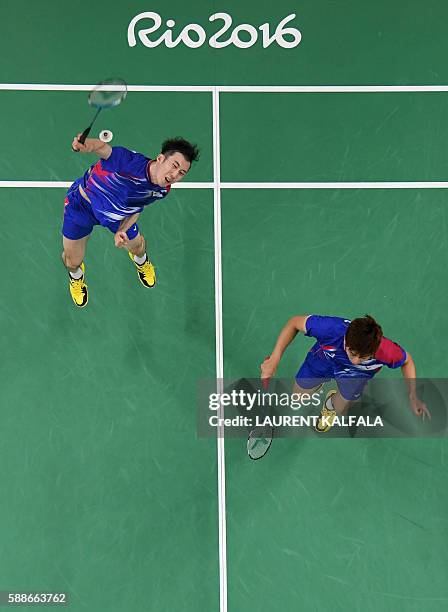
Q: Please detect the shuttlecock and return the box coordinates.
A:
[99,130,113,143]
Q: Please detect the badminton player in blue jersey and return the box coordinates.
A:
[62,135,199,307]
[261,314,430,432]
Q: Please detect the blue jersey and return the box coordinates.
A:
[78,146,170,224]
[305,315,407,379]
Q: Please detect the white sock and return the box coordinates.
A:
[133,253,147,265]
[69,266,83,280]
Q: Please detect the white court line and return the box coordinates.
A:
[220,182,448,189]
[212,88,227,612]
[0,84,214,92]
[0,181,213,189]
[218,85,448,93]
[1,83,448,92]
[0,181,72,188]
[2,181,448,190]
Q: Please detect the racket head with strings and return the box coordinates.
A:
[247,424,273,460]
[88,77,127,109]
[75,78,128,148]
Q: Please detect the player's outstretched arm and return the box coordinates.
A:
[401,352,431,419]
[261,315,310,382]
[71,135,112,159]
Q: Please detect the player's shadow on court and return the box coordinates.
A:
[304,379,448,439]
[225,378,448,449]
[345,379,447,438]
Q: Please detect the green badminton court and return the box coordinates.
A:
[1,1,448,610]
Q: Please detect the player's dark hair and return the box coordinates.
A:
[161,137,200,164]
[345,315,383,357]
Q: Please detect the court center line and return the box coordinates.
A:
[213,88,227,612]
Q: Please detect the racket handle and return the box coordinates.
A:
[78,126,91,145]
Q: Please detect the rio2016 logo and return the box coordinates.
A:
[127,12,302,49]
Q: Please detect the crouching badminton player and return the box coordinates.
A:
[62,136,199,307]
[261,314,430,432]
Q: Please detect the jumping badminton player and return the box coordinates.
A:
[260,314,430,432]
[62,136,199,307]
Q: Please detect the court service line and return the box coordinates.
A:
[220,182,448,189]
[212,89,227,612]
[2,181,448,190]
[0,181,213,189]
[0,84,214,92]
[1,83,448,93]
[217,85,448,93]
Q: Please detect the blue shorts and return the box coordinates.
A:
[295,350,370,401]
[62,182,139,241]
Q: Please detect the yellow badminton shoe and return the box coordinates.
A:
[68,262,88,308]
[315,389,337,433]
[128,251,156,288]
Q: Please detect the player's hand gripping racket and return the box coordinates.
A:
[247,356,274,460]
[261,354,273,390]
[73,78,127,152]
